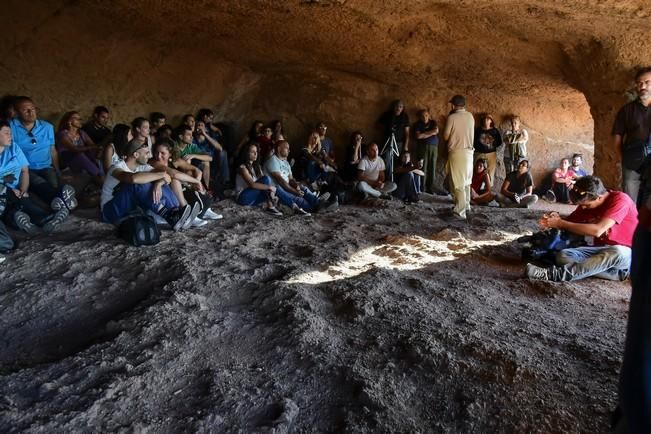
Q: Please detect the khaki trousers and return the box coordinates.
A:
[449,149,474,218]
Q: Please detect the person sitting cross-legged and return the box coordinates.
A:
[470,158,497,206]
[149,139,222,226]
[356,142,397,200]
[0,121,69,234]
[526,175,637,282]
[544,158,577,204]
[264,140,328,216]
[10,96,77,213]
[394,151,424,203]
[497,158,538,208]
[235,143,282,216]
[175,125,213,189]
[100,139,199,231]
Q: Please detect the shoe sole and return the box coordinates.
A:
[173,206,192,231]
[182,202,202,230]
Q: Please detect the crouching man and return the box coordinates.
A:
[526,176,638,282]
[100,139,199,231]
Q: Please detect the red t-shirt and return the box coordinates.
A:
[567,190,638,247]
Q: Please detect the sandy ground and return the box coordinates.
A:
[0,196,629,433]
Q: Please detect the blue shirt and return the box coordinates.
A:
[0,144,29,188]
[320,136,334,156]
[10,118,55,170]
[264,154,292,186]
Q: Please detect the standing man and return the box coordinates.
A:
[10,96,76,211]
[378,100,410,181]
[82,106,111,145]
[612,66,651,206]
[443,95,475,220]
[413,109,439,194]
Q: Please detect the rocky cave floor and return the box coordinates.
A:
[0,195,629,433]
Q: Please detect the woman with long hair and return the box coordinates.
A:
[102,124,132,173]
[56,111,103,184]
[234,143,282,215]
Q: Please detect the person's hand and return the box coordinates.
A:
[162,172,172,184]
[268,185,276,193]
[183,154,193,162]
[540,212,561,228]
[513,193,521,203]
[152,182,163,204]
[11,188,24,198]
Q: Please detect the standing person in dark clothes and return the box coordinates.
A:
[378,99,410,181]
[612,66,651,206]
[413,109,439,194]
[473,113,502,183]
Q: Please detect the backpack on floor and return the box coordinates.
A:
[117,213,161,247]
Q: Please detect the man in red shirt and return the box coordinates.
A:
[526,176,638,281]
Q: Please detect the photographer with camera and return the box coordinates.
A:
[525,175,638,282]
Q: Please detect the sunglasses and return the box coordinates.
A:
[27,131,36,145]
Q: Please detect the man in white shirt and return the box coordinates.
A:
[356,142,397,198]
[101,139,199,230]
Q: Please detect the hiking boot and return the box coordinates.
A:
[161,205,191,231]
[42,208,69,233]
[14,211,41,235]
[202,208,223,220]
[50,197,66,211]
[318,192,331,203]
[182,202,202,230]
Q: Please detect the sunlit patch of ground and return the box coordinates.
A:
[287,229,521,284]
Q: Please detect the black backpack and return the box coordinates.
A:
[117,213,161,246]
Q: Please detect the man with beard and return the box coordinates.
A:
[612,66,651,206]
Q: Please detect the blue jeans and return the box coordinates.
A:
[275,185,319,211]
[101,183,179,224]
[618,225,651,432]
[555,244,631,281]
[237,176,271,206]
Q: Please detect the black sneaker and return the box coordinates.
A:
[162,205,192,231]
[42,208,69,233]
[14,211,41,235]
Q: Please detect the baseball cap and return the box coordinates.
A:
[126,139,148,156]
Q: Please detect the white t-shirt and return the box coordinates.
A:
[264,154,293,186]
[357,156,385,182]
[101,160,154,207]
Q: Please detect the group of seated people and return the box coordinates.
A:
[0,94,640,288]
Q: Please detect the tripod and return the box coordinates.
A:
[380,133,400,182]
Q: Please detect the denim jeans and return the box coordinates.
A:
[275,185,319,211]
[555,244,632,281]
[102,183,180,224]
[618,225,651,432]
[237,176,271,206]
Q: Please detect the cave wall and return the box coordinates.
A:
[0,0,606,188]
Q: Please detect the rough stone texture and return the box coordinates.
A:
[7,0,651,186]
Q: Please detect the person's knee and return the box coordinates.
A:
[605,245,632,267]
[555,249,574,265]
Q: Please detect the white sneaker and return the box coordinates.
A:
[202,208,223,220]
[191,217,208,227]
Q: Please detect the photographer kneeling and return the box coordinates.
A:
[525,176,638,282]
